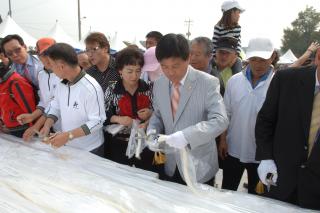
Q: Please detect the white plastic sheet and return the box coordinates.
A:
[0,134,313,213]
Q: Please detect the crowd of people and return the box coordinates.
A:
[0,0,319,210]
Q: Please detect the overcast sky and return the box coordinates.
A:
[0,0,319,49]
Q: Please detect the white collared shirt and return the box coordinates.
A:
[224,70,274,163]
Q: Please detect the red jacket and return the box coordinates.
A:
[0,70,36,129]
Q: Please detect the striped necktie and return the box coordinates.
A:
[308,91,320,155]
[23,65,31,83]
[171,82,180,120]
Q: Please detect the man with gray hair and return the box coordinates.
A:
[190,37,214,74]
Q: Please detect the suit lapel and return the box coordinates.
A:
[298,67,316,140]
[173,68,197,126]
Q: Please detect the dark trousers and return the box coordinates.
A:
[163,168,215,186]
[222,155,259,194]
[90,143,105,157]
[267,168,320,210]
[9,130,24,138]
[7,124,29,138]
[104,133,160,173]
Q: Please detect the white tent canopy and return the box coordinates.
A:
[46,21,84,49]
[279,49,298,64]
[109,32,127,51]
[123,37,146,51]
[0,16,37,47]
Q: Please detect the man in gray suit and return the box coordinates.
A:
[148,34,228,184]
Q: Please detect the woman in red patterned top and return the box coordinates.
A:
[104,47,156,172]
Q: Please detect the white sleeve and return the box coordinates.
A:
[81,87,106,135]
[37,89,46,112]
[45,92,60,122]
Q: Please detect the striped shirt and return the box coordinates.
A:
[86,56,120,93]
[212,24,242,56]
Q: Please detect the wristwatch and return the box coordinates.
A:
[68,132,74,141]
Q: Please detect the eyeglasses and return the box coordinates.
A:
[6,47,23,57]
[85,46,101,54]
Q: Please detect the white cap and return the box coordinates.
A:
[246,38,274,60]
[221,0,245,13]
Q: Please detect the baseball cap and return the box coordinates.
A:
[141,46,160,72]
[216,37,238,53]
[246,38,274,60]
[36,37,56,55]
[221,0,245,13]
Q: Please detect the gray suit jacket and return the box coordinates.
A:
[148,65,229,183]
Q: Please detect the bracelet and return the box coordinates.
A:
[307,49,313,53]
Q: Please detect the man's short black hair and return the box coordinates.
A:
[146,31,163,42]
[115,47,144,71]
[155,33,190,61]
[46,43,78,67]
[1,34,25,54]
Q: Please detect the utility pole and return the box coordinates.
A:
[77,0,81,41]
[185,18,193,40]
[8,0,12,17]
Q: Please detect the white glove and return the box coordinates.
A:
[166,131,188,149]
[257,160,278,185]
[146,129,165,152]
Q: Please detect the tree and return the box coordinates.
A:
[281,6,320,57]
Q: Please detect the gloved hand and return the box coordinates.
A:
[146,129,165,152]
[257,160,278,185]
[166,131,188,149]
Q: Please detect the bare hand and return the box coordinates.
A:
[39,126,50,143]
[218,139,228,160]
[308,41,320,53]
[22,126,37,142]
[137,108,152,121]
[16,113,34,125]
[117,116,133,126]
[48,132,68,148]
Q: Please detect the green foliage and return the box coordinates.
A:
[281,6,320,56]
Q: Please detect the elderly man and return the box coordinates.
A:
[255,46,320,209]
[212,36,242,96]
[189,36,214,74]
[84,32,120,93]
[40,43,106,157]
[148,34,228,184]
[219,38,275,194]
[1,34,43,88]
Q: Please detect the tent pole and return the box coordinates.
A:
[8,0,12,17]
[77,0,81,41]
